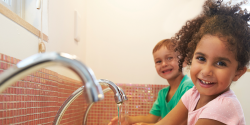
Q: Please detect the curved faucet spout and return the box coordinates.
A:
[53,79,127,125]
[0,52,104,103]
[98,79,127,104]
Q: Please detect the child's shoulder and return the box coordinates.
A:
[159,85,170,92]
[181,75,194,87]
[210,89,242,110]
[179,75,194,93]
[157,86,170,95]
[201,90,245,124]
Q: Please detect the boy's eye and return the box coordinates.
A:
[156,61,161,63]
[217,61,227,67]
[196,56,206,62]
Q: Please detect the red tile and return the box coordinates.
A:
[22,116,26,122]
[2,62,7,70]
[0,95,3,101]
[13,58,16,64]
[7,56,11,63]
[0,62,3,70]
[3,55,7,62]
[18,110,21,116]
[16,116,20,123]
[0,53,3,60]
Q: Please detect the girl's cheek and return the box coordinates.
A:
[190,68,195,76]
[190,62,199,74]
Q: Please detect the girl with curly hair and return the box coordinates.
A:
[151,0,250,125]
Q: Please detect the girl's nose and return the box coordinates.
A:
[201,64,213,76]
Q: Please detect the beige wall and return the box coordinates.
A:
[85,0,206,84]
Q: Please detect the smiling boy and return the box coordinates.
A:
[108,39,193,125]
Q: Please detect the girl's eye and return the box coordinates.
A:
[167,57,173,60]
[196,56,206,62]
[217,61,227,67]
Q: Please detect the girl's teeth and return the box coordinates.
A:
[202,80,212,84]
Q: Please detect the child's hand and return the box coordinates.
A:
[132,123,154,125]
[108,116,129,125]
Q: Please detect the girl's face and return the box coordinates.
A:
[190,34,246,96]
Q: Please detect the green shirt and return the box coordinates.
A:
[149,75,193,118]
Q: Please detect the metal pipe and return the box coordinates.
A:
[82,88,111,125]
[53,86,86,125]
[52,86,111,125]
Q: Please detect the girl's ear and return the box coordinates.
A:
[232,67,247,81]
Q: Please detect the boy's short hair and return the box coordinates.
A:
[152,39,175,54]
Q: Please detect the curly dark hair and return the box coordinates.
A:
[173,0,250,71]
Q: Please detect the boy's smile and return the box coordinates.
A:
[162,69,172,74]
[153,47,181,81]
[190,34,246,96]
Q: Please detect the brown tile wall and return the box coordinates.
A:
[0,53,166,125]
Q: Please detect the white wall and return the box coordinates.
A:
[0,0,88,80]
[0,13,39,59]
[231,72,250,123]
[46,0,87,80]
[23,0,49,35]
[85,0,206,84]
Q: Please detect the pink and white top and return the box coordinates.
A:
[181,86,246,125]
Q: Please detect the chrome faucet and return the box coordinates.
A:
[82,79,128,125]
[53,79,128,125]
[98,79,128,104]
[0,52,104,103]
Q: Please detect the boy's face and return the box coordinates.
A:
[153,46,182,81]
[190,34,246,96]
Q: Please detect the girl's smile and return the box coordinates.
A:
[190,34,245,96]
[198,78,216,88]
